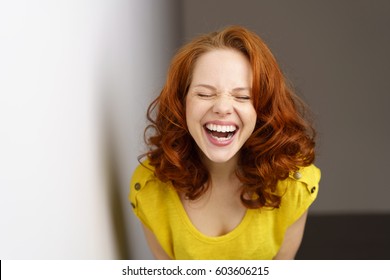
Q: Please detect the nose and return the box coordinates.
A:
[212,93,233,116]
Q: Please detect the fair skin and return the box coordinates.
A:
[142,210,308,260]
[143,48,308,260]
[185,49,256,164]
[183,49,255,238]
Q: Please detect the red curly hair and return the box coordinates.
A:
[141,26,316,209]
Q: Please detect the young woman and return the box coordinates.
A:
[129,26,320,260]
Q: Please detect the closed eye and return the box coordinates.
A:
[197,93,215,98]
[235,95,251,101]
[231,88,252,101]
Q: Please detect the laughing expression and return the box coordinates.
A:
[185,49,257,164]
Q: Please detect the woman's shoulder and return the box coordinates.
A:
[275,164,321,226]
[286,164,321,193]
[130,159,156,189]
[129,159,171,200]
[129,159,173,235]
[130,159,172,207]
[276,164,321,207]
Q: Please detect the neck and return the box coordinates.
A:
[202,154,239,185]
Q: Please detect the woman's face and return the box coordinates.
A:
[186,48,257,164]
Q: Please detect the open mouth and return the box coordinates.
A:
[204,123,237,141]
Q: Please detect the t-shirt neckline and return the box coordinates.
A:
[169,184,254,243]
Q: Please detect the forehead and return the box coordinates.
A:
[191,49,253,87]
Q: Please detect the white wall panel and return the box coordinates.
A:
[0,0,180,259]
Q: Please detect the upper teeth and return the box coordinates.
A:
[206,123,236,133]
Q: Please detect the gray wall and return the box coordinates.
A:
[104,0,181,260]
[182,0,390,214]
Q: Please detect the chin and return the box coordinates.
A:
[202,150,239,164]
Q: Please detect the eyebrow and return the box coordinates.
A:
[192,84,217,91]
[232,87,251,92]
[192,84,251,92]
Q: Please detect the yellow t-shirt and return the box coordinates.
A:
[129,160,320,260]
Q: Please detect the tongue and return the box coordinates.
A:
[211,131,229,138]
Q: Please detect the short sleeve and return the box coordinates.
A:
[280,164,321,226]
[128,161,155,230]
[128,161,176,258]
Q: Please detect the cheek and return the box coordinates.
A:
[185,99,201,132]
[249,108,257,130]
[242,106,257,130]
[186,99,206,122]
